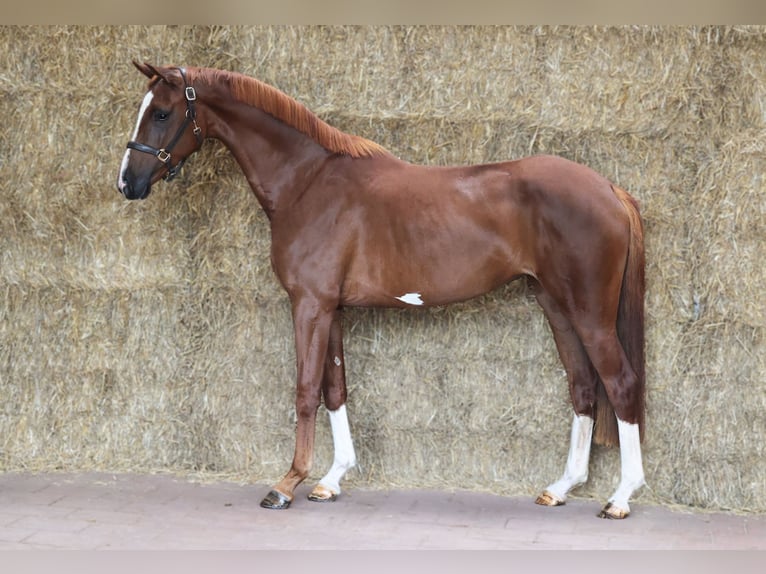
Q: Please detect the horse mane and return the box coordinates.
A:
[189,68,390,159]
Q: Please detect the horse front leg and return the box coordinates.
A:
[308,309,357,503]
[260,296,334,510]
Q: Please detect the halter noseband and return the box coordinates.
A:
[126,67,203,182]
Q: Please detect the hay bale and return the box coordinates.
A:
[652,131,766,510]
[0,287,187,469]
[689,132,766,327]
[1,25,766,513]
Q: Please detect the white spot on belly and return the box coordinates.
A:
[395,292,424,306]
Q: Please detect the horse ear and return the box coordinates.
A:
[133,60,159,79]
[132,61,177,85]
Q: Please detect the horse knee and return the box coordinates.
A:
[295,402,320,421]
[322,372,347,411]
[323,393,345,413]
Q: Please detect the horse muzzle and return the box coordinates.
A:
[117,173,152,200]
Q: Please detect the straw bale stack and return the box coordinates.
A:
[1,25,765,513]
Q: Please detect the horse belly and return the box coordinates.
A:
[341,224,526,309]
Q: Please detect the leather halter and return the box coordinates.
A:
[126,68,203,181]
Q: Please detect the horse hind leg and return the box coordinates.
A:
[577,327,645,519]
[537,294,645,518]
[308,309,358,503]
[536,413,595,507]
[598,418,644,519]
[533,286,599,507]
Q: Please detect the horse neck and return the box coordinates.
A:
[205,97,331,217]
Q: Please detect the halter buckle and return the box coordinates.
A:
[157,149,171,163]
[185,86,197,101]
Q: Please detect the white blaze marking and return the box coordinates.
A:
[132,91,155,140]
[118,91,154,193]
[317,405,357,494]
[395,292,424,306]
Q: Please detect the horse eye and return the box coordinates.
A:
[153,110,170,122]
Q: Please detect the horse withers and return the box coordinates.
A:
[117,62,646,519]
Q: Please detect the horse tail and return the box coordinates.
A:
[593,185,646,447]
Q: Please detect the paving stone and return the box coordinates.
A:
[0,471,763,550]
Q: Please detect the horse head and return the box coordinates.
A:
[117,62,204,200]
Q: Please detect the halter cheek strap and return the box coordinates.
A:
[126,67,203,182]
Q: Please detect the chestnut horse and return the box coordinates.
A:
[117,62,646,519]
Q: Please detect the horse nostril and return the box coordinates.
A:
[117,172,151,200]
[117,177,135,199]
[129,184,151,200]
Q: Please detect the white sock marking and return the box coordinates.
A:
[318,404,357,494]
[395,292,424,306]
[608,419,645,512]
[545,414,594,501]
[118,91,154,193]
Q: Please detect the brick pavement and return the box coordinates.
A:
[0,471,764,550]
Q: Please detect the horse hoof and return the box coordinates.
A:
[597,502,629,519]
[535,490,565,507]
[260,489,292,510]
[307,484,339,503]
